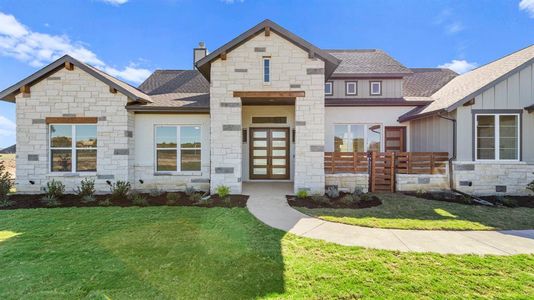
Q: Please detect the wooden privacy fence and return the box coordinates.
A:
[369,152,395,193]
[324,152,369,174]
[396,152,449,175]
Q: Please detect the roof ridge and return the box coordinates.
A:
[463,44,534,73]
[324,49,379,53]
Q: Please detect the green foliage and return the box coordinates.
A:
[45,180,65,199]
[185,186,196,196]
[325,186,339,199]
[130,192,149,206]
[149,189,163,197]
[110,181,131,201]
[81,195,96,203]
[500,197,519,208]
[0,161,13,201]
[360,194,372,202]
[296,189,308,199]
[41,194,61,207]
[76,178,95,198]
[339,194,355,206]
[98,198,112,206]
[215,185,231,199]
[527,180,534,194]
[189,193,202,202]
[166,192,181,205]
[0,197,14,208]
[311,193,330,205]
[352,187,364,197]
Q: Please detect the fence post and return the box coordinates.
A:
[408,152,412,174]
[390,152,395,192]
[370,151,375,192]
[430,153,435,174]
[331,152,335,174]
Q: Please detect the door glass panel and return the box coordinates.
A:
[367,124,381,152]
[253,131,267,138]
[351,125,365,152]
[272,131,286,138]
[272,168,286,175]
[253,168,267,175]
[272,149,285,156]
[253,149,267,156]
[253,140,267,147]
[253,159,267,166]
[334,125,349,152]
[272,159,286,166]
[272,140,286,147]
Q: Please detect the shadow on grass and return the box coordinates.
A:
[0,207,286,299]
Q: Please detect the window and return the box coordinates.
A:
[345,81,357,95]
[325,81,333,96]
[334,124,382,152]
[370,81,382,96]
[50,124,97,172]
[263,57,270,83]
[155,125,201,172]
[475,114,519,160]
[252,116,287,124]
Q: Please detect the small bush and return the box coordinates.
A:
[81,195,96,203]
[296,189,308,199]
[459,195,472,205]
[110,181,131,201]
[326,186,340,199]
[189,193,202,202]
[99,198,112,206]
[149,189,163,197]
[0,197,14,208]
[166,192,181,205]
[339,194,355,206]
[360,194,373,202]
[311,193,330,205]
[352,187,364,196]
[222,197,233,206]
[76,178,95,198]
[130,192,149,206]
[185,186,196,196]
[501,197,519,208]
[41,194,61,207]
[215,185,231,199]
[45,180,65,199]
[0,161,13,202]
[527,180,534,194]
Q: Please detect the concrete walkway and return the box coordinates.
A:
[244,182,534,255]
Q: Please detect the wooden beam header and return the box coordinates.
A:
[20,85,30,94]
[65,61,74,71]
[264,26,270,36]
[109,87,117,94]
[45,117,98,124]
[233,91,305,98]
[220,52,227,60]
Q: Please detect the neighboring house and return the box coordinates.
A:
[0,19,533,195]
[0,144,16,154]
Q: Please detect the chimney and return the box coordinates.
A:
[193,42,207,69]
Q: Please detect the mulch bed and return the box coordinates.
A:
[1,192,248,210]
[404,191,534,208]
[287,192,382,209]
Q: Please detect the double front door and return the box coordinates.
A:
[249,128,290,180]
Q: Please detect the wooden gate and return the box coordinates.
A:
[369,152,395,192]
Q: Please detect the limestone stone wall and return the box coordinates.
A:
[209,31,325,194]
[15,67,133,193]
[325,174,369,193]
[453,162,534,195]
[396,174,449,191]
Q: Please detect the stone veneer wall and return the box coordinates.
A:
[453,162,534,195]
[396,174,449,191]
[15,67,133,193]
[325,174,369,193]
[209,31,325,194]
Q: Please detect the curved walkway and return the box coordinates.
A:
[244,182,534,255]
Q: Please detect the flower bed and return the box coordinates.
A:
[404,191,534,208]
[287,192,381,209]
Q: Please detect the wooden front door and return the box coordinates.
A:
[384,126,406,152]
[249,128,290,180]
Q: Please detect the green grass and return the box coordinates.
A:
[0,207,533,299]
[296,193,534,230]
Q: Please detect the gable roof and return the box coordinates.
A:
[403,68,457,97]
[138,70,209,95]
[0,55,152,103]
[195,19,341,81]
[399,44,534,122]
[327,49,412,77]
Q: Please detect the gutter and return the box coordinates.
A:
[437,113,456,190]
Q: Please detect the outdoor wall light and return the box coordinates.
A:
[29,180,35,185]
[106,180,112,186]
[139,179,144,184]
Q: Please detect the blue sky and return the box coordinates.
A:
[0,0,533,148]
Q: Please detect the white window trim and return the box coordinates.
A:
[345,81,357,96]
[474,113,520,162]
[49,124,97,174]
[334,123,383,152]
[370,81,382,96]
[325,81,333,96]
[154,125,202,173]
[262,57,271,85]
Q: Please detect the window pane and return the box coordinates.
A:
[371,82,381,94]
[253,168,267,175]
[499,115,518,160]
[334,125,349,152]
[253,149,267,156]
[253,159,267,166]
[272,168,286,175]
[51,149,72,172]
[76,125,97,148]
[156,127,177,148]
[272,131,286,138]
[253,140,267,147]
[50,125,72,148]
[263,59,270,82]
[272,140,286,147]
[77,149,96,172]
[347,82,356,94]
[253,131,267,138]
[367,125,381,152]
[272,149,286,156]
[181,149,201,171]
[157,150,177,171]
[477,115,495,159]
[272,158,286,166]
[181,126,201,148]
[351,125,365,152]
[325,83,332,94]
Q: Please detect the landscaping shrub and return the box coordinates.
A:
[527,180,534,194]
[76,178,95,198]
[149,189,163,197]
[45,180,65,199]
[0,197,14,208]
[81,195,96,203]
[185,185,196,196]
[99,198,112,206]
[326,186,339,199]
[110,181,131,201]
[311,193,330,205]
[189,193,202,202]
[296,189,308,199]
[215,185,231,199]
[339,194,355,206]
[0,161,13,203]
[130,192,149,206]
[352,187,363,196]
[360,193,373,202]
[166,192,181,205]
[41,194,61,207]
[500,197,519,208]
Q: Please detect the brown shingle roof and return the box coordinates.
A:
[326,49,412,76]
[138,70,209,95]
[126,92,209,112]
[403,68,457,97]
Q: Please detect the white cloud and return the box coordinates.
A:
[221,0,244,3]
[446,21,464,34]
[97,0,128,5]
[434,9,464,35]
[0,115,15,137]
[0,11,150,83]
[519,0,534,17]
[438,59,477,74]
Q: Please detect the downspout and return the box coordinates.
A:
[438,114,456,190]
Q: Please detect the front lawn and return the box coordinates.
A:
[1,207,533,299]
[296,193,534,230]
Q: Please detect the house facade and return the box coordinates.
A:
[1,20,534,195]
